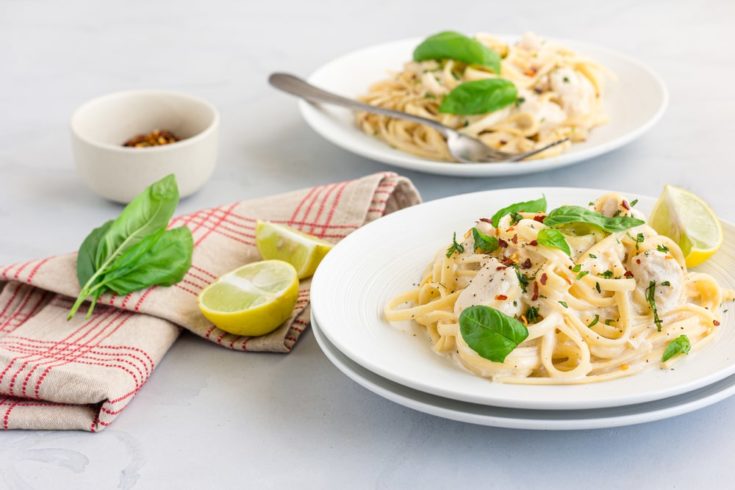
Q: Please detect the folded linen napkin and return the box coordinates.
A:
[0,172,421,431]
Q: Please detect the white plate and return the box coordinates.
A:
[301,36,668,177]
[310,188,735,410]
[312,315,735,430]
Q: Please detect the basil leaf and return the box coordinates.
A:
[413,31,501,73]
[68,174,190,320]
[537,228,571,256]
[459,305,528,362]
[76,219,113,287]
[102,227,194,296]
[544,206,644,232]
[95,174,180,268]
[662,335,691,362]
[439,78,517,116]
[472,227,498,253]
[490,196,546,227]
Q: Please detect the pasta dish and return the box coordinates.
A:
[384,193,734,384]
[357,31,610,162]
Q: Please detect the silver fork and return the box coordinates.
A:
[269,72,569,164]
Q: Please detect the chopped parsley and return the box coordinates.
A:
[601,270,614,279]
[446,232,465,258]
[657,244,669,253]
[514,96,526,107]
[595,282,602,294]
[571,264,582,273]
[558,301,568,309]
[630,199,639,207]
[513,266,530,293]
[587,314,600,328]
[646,280,663,331]
[577,270,589,280]
[589,253,597,259]
[525,306,540,323]
[660,280,671,287]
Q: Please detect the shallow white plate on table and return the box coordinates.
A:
[310,187,735,410]
[312,315,735,430]
[300,36,668,177]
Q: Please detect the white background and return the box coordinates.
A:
[1,0,734,488]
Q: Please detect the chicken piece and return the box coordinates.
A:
[517,90,566,130]
[454,258,523,318]
[629,251,685,312]
[593,192,645,220]
[549,67,596,118]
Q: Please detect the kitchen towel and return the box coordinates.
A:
[0,172,421,431]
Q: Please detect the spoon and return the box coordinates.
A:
[269,72,569,164]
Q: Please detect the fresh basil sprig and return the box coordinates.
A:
[471,227,498,253]
[439,78,517,115]
[413,31,502,74]
[544,206,644,232]
[537,228,571,255]
[68,174,194,319]
[490,196,547,227]
[662,335,691,362]
[459,305,529,363]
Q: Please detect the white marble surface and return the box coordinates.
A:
[1,0,734,488]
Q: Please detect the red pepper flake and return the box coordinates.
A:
[533,215,545,223]
[636,259,641,265]
[540,273,548,285]
[479,218,493,224]
[501,257,514,266]
[521,258,532,269]
[495,294,508,301]
[529,240,538,246]
[511,234,518,244]
[532,282,539,301]
[496,266,508,271]
[624,270,634,278]
[622,200,630,210]
[498,239,508,248]
[714,320,721,326]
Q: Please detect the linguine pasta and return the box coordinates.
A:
[384,193,734,385]
[357,32,610,162]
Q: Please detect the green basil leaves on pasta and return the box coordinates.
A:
[537,228,571,255]
[544,206,645,232]
[413,31,501,73]
[439,78,517,115]
[662,335,691,362]
[459,305,529,363]
[472,227,499,253]
[490,196,547,227]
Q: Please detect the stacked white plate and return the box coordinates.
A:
[310,188,735,430]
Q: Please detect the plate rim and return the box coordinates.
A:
[311,186,735,410]
[300,35,669,177]
[311,313,735,430]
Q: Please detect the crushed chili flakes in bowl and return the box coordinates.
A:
[123,129,180,148]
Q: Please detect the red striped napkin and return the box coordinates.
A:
[0,172,421,431]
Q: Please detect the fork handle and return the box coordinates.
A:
[269,73,451,137]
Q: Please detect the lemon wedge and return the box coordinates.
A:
[255,221,333,279]
[649,185,723,268]
[197,260,299,336]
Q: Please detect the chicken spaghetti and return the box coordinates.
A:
[384,194,734,384]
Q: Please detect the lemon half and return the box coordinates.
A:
[649,185,723,268]
[255,221,333,279]
[197,260,299,336]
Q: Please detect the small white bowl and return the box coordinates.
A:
[71,90,219,203]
